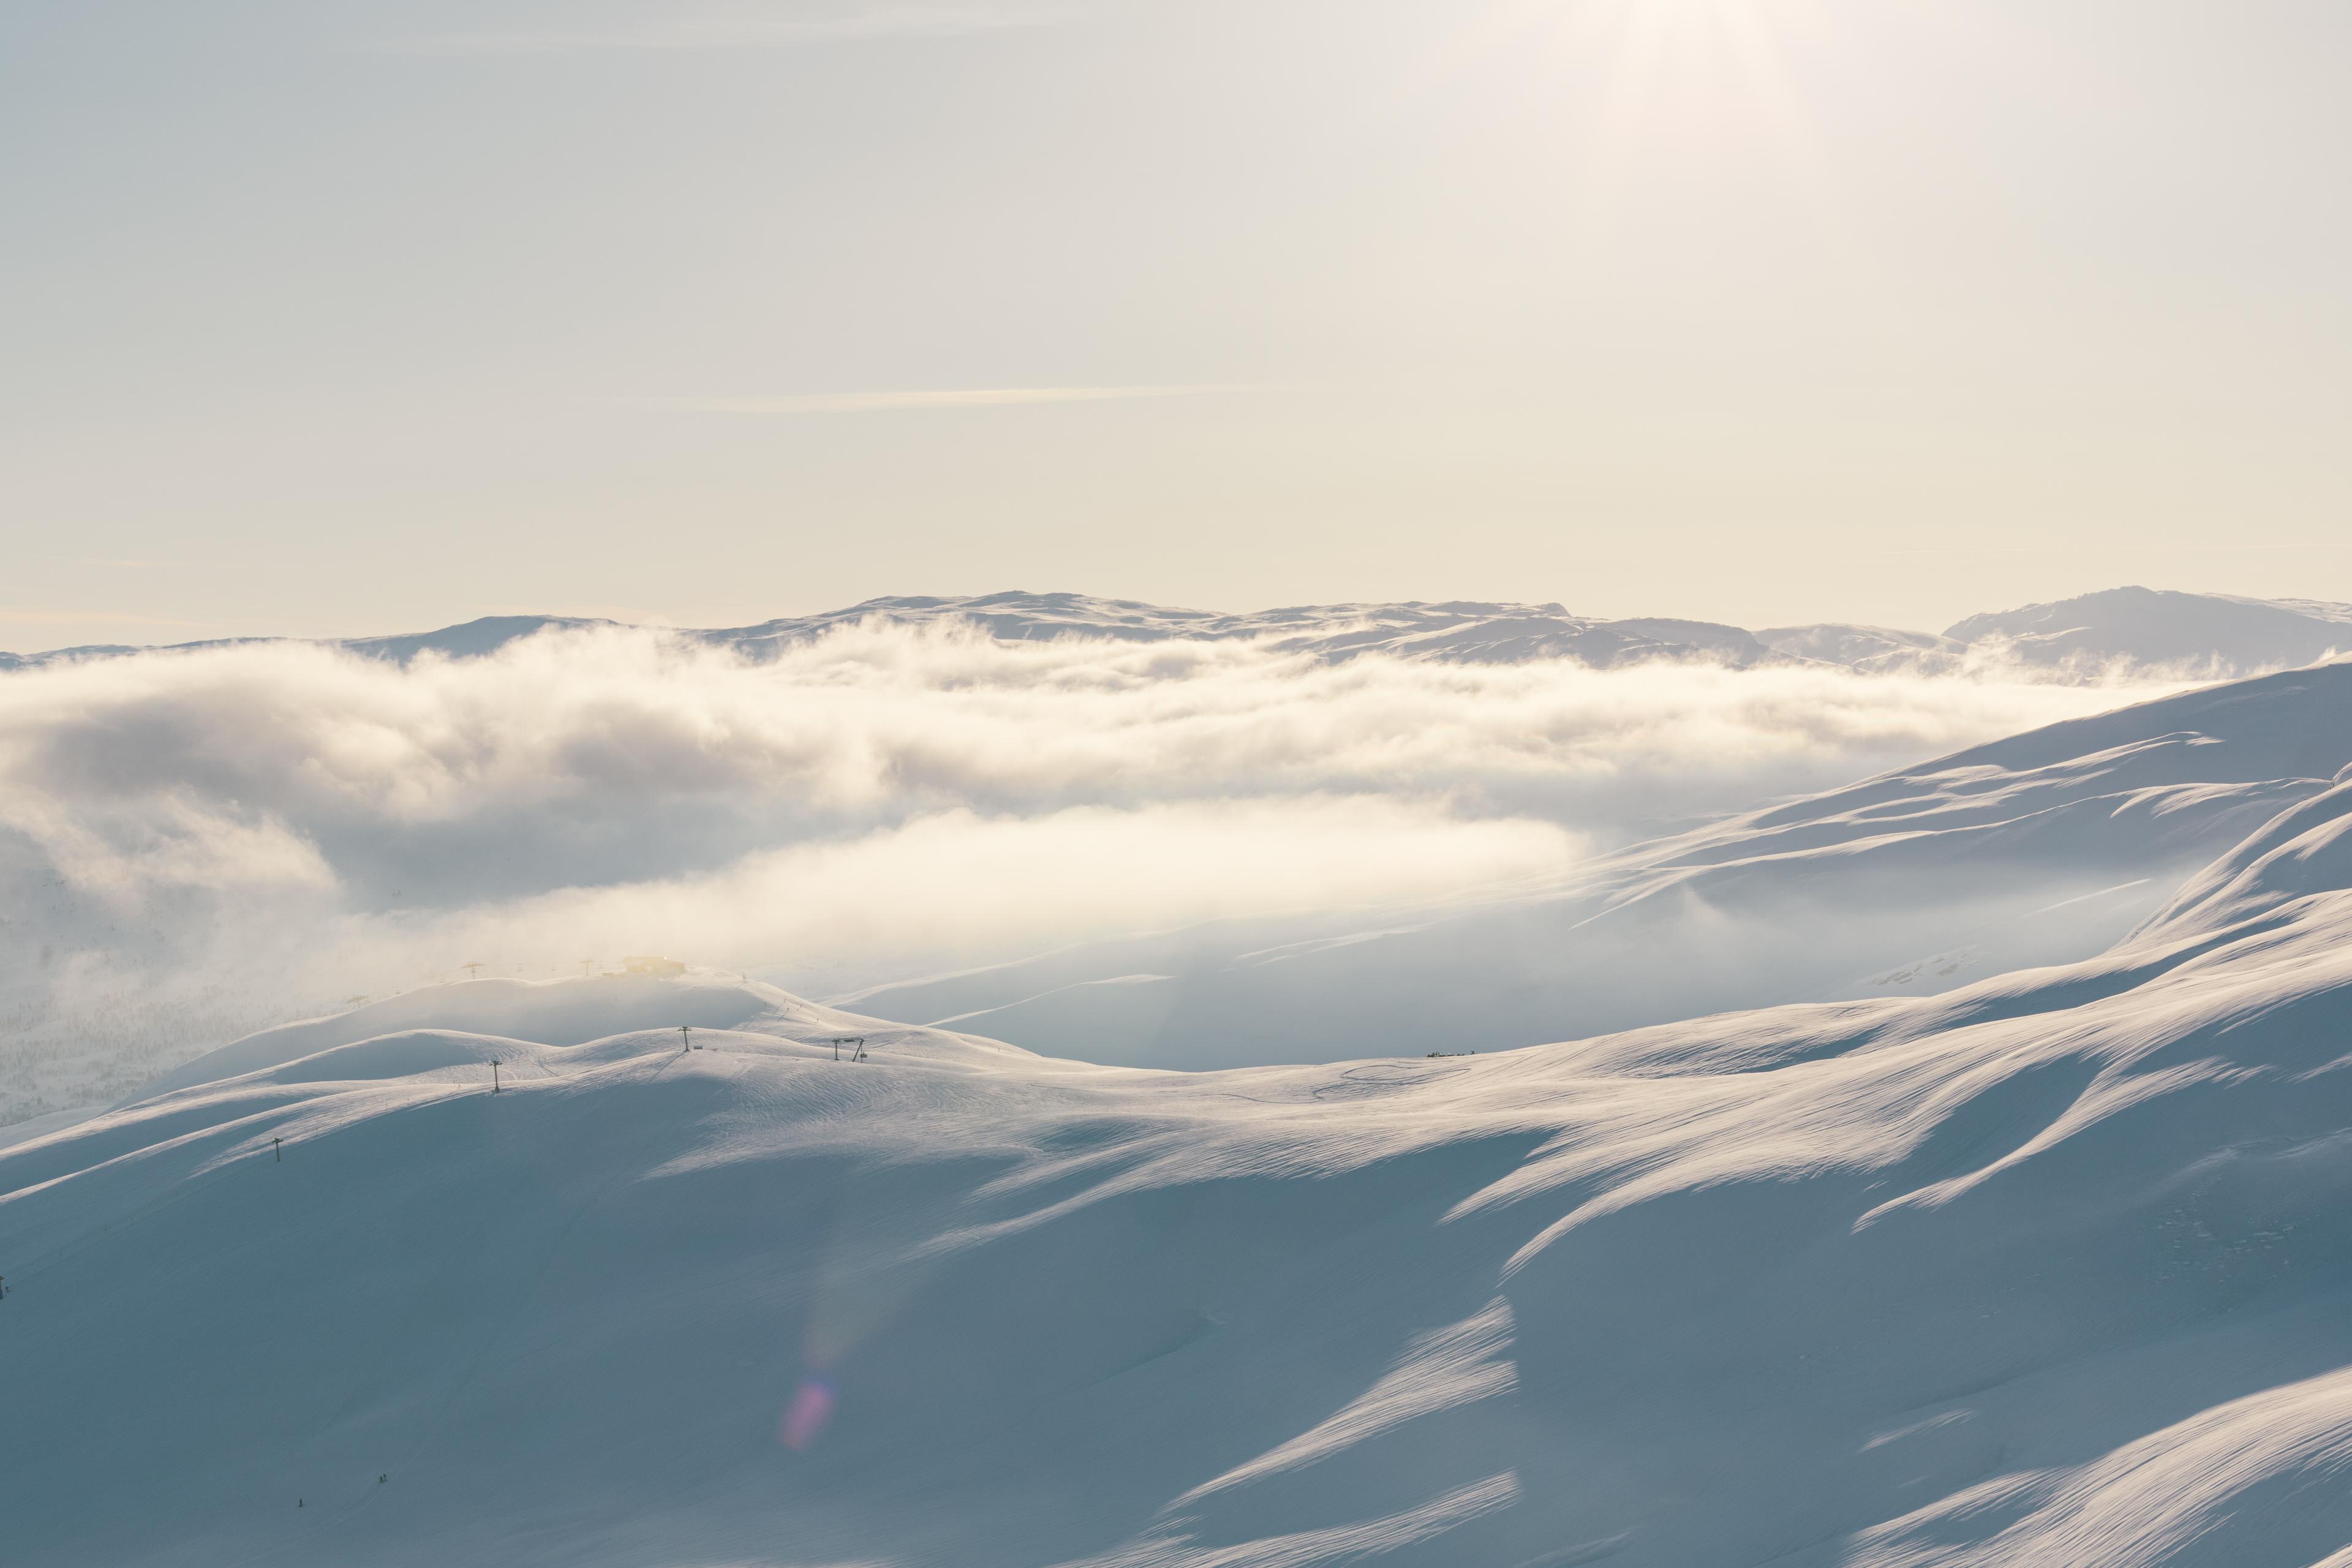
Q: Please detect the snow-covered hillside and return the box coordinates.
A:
[12,761,2352,1565]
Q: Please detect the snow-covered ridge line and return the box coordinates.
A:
[7,584,2351,681]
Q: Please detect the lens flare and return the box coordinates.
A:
[780,1376,838,1450]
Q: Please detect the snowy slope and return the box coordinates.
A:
[838,662,2352,1068]
[13,778,2352,1565]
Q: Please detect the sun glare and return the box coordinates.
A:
[1513,0,1850,259]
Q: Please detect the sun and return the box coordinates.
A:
[1464,0,1842,240]
[1441,0,1819,140]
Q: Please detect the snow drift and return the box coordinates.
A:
[11,681,2352,1562]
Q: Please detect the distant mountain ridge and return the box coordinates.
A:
[7,584,2350,682]
[1945,584,2352,677]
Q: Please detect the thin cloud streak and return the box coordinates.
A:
[1,607,220,630]
[371,5,1050,56]
[645,386,1236,414]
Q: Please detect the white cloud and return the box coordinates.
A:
[0,620,2182,1112]
[357,797,1578,983]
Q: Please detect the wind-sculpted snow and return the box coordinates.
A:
[11,772,2352,1563]
[0,621,2162,1123]
[1849,1366,2352,1568]
[2134,774,2352,943]
[1166,1297,1518,1507]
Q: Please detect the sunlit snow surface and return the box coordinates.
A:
[11,742,2352,1562]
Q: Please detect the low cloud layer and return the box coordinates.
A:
[0,621,2181,1115]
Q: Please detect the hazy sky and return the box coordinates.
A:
[6,0,2350,648]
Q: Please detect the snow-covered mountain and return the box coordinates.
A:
[11,749,2352,1564]
[1753,622,1969,675]
[10,585,2351,679]
[1948,585,2352,679]
[724,595,1790,668]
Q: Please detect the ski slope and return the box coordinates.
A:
[10,749,2352,1563]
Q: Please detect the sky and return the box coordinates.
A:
[5,0,2351,650]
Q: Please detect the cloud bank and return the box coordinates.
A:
[0,620,2180,1115]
